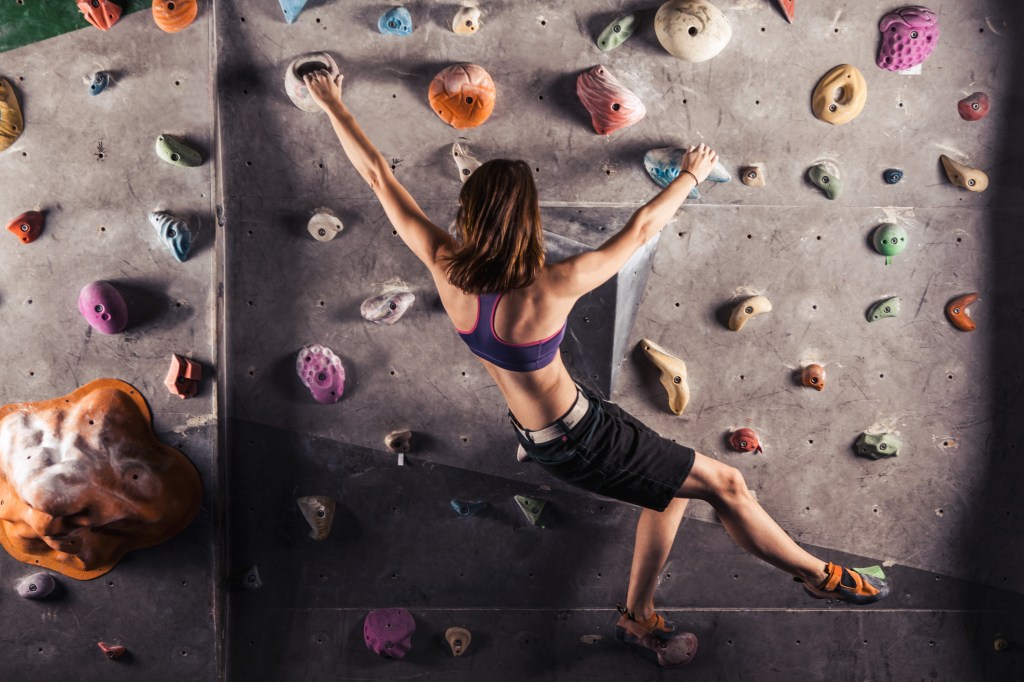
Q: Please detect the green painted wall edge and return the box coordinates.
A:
[0,1,150,54]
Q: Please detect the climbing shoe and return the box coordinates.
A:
[800,562,890,605]
[615,604,679,642]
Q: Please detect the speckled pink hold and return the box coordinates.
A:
[296,344,345,404]
[876,6,939,72]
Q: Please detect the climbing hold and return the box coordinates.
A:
[958,92,990,121]
[576,65,646,136]
[940,155,988,193]
[994,636,1011,652]
[853,565,887,580]
[639,339,690,416]
[285,52,342,113]
[155,134,202,167]
[152,0,198,33]
[514,495,546,526]
[654,0,732,63]
[741,165,765,187]
[148,210,193,262]
[446,626,472,657]
[78,281,128,334]
[77,0,122,31]
[872,223,907,265]
[97,642,126,660]
[945,292,979,332]
[637,632,699,668]
[644,147,731,199]
[776,0,795,23]
[0,78,24,153]
[876,6,939,72]
[5,210,44,244]
[452,2,481,34]
[296,496,335,540]
[597,12,639,51]
[378,6,413,36]
[807,162,841,200]
[451,141,482,182]
[855,432,901,459]
[450,500,487,516]
[87,71,109,96]
[279,0,308,24]
[428,64,496,130]
[384,429,412,453]
[164,354,202,399]
[728,295,772,331]
[883,168,903,184]
[361,290,415,325]
[811,64,867,125]
[241,565,262,588]
[364,608,416,659]
[728,428,763,453]
[296,344,345,404]
[307,208,343,242]
[17,573,56,599]
[801,364,826,391]
[867,296,901,321]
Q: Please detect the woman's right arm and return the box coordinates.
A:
[548,143,719,300]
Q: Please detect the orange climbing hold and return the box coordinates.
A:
[946,293,979,332]
[801,364,826,391]
[164,354,202,399]
[5,210,43,244]
[77,0,123,31]
[776,0,795,23]
[428,64,496,129]
[152,0,198,33]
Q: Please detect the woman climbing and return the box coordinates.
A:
[303,69,890,664]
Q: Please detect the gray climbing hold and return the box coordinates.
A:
[17,573,56,599]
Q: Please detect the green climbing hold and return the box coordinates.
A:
[853,565,887,580]
[855,432,901,460]
[867,296,901,322]
[808,162,841,200]
[155,134,202,167]
[514,495,546,526]
[872,223,907,265]
[597,13,639,52]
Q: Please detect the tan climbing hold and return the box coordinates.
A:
[296,496,335,540]
[940,155,988,193]
[946,292,979,332]
[740,165,765,187]
[639,339,690,416]
[811,64,867,125]
[445,626,472,656]
[452,3,480,34]
[385,429,412,453]
[0,78,24,153]
[728,295,772,331]
[801,364,826,391]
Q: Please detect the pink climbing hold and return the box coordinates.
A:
[364,608,415,659]
[576,65,646,136]
[876,6,939,72]
[958,92,990,121]
[77,281,128,335]
[295,344,345,404]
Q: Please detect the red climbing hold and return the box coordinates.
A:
[776,0,795,23]
[5,210,43,244]
[77,0,123,31]
[97,642,126,660]
[728,428,763,453]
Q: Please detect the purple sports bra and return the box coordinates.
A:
[456,293,566,372]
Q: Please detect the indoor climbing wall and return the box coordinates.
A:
[0,4,217,681]
[221,0,1024,679]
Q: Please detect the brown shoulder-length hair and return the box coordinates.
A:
[444,159,544,294]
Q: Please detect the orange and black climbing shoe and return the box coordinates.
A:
[615,604,679,642]
[799,562,890,605]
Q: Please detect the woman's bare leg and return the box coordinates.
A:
[624,498,689,620]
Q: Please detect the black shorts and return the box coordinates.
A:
[513,385,695,512]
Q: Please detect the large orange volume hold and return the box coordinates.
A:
[152,0,198,33]
[428,64,496,129]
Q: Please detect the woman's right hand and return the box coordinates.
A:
[680,143,719,184]
[303,69,344,111]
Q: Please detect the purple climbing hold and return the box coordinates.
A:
[364,608,415,659]
[876,6,939,72]
[296,344,345,404]
[17,572,56,599]
[77,281,128,335]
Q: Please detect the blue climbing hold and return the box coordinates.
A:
[149,210,194,263]
[378,6,412,36]
[450,500,487,517]
[643,147,731,200]
[883,168,903,185]
[88,71,109,96]
[279,0,308,24]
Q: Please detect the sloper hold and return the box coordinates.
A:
[296,344,345,403]
[452,3,481,34]
[361,290,415,325]
[77,0,122,31]
[855,432,901,459]
[148,210,193,262]
[451,141,482,182]
[876,6,939,72]
[597,12,639,51]
[776,0,795,23]
[808,162,841,200]
[811,64,867,125]
[728,295,772,331]
[872,223,907,265]
[296,496,335,540]
[98,642,126,660]
[0,78,24,153]
[514,495,546,526]
[428,64,496,130]
[152,0,198,33]
[279,0,309,24]
[364,608,415,659]
[940,155,988,192]
[801,364,826,391]
[639,338,690,416]
[958,92,990,121]
[637,632,699,668]
[6,210,43,244]
[17,572,56,599]
[87,71,109,96]
[654,0,732,62]
[241,565,262,588]
[867,296,901,321]
[883,168,903,184]
[164,354,201,399]
[946,292,979,331]
[728,428,762,453]
[450,499,487,516]
[446,626,472,656]
[155,134,202,167]
[78,281,128,334]
[285,52,342,112]
[384,429,412,453]
[378,6,413,36]
[741,165,765,187]
[307,208,343,241]
[644,147,730,199]
[576,65,646,135]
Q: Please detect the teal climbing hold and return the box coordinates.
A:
[378,6,412,35]
[643,147,731,200]
[148,210,193,262]
[155,134,202,167]
[872,223,907,265]
[808,162,841,200]
[450,500,487,517]
[596,13,638,52]
[867,297,901,321]
[279,0,308,24]
[855,432,901,459]
[514,495,546,526]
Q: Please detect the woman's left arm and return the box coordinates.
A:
[305,71,453,269]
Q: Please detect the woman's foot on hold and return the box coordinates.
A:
[801,562,890,605]
[615,604,679,642]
